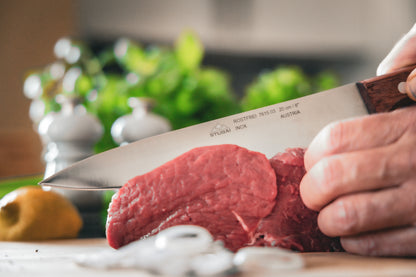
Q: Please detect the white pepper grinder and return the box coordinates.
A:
[111,97,171,145]
[38,95,104,211]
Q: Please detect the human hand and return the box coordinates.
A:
[378,23,416,100]
[300,24,416,257]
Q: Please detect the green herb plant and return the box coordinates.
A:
[241,66,338,111]
[23,31,338,154]
[24,31,240,153]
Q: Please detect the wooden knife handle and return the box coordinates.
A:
[357,65,416,114]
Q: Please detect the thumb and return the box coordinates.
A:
[377,23,416,76]
[398,68,416,101]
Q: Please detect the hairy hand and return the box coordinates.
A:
[300,106,416,256]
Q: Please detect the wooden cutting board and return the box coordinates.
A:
[0,238,415,276]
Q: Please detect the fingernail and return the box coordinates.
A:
[407,77,416,101]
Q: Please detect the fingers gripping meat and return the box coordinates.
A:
[255,148,342,252]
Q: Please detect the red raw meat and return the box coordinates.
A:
[106,144,277,250]
[106,145,342,252]
[254,148,342,252]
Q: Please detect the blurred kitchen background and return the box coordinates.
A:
[1,0,415,178]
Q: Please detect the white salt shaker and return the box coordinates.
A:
[111,97,171,145]
[38,95,104,211]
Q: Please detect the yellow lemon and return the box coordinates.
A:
[0,186,82,241]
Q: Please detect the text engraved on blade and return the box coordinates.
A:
[232,113,257,123]
[279,102,301,119]
[258,108,277,117]
[209,102,302,137]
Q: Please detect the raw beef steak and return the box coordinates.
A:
[106,145,342,252]
[106,144,277,250]
[254,148,342,252]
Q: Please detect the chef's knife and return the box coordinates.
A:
[40,66,416,190]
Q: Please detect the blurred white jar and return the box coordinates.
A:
[38,95,103,211]
[111,97,171,146]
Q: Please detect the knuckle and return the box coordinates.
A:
[333,199,360,235]
[406,139,416,175]
[352,236,379,256]
[387,138,416,181]
[410,149,416,174]
[325,121,348,154]
[397,149,416,180]
[401,180,416,221]
[314,157,343,200]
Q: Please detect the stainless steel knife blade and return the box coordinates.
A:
[39,66,415,190]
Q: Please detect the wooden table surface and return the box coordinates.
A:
[1,238,415,277]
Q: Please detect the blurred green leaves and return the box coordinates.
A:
[175,30,204,72]
[23,31,339,154]
[113,32,241,132]
[241,66,338,111]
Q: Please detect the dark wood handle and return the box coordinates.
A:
[357,65,416,114]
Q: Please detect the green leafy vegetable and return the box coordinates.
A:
[241,66,338,111]
[24,31,240,153]
[23,31,338,154]
[175,30,204,72]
